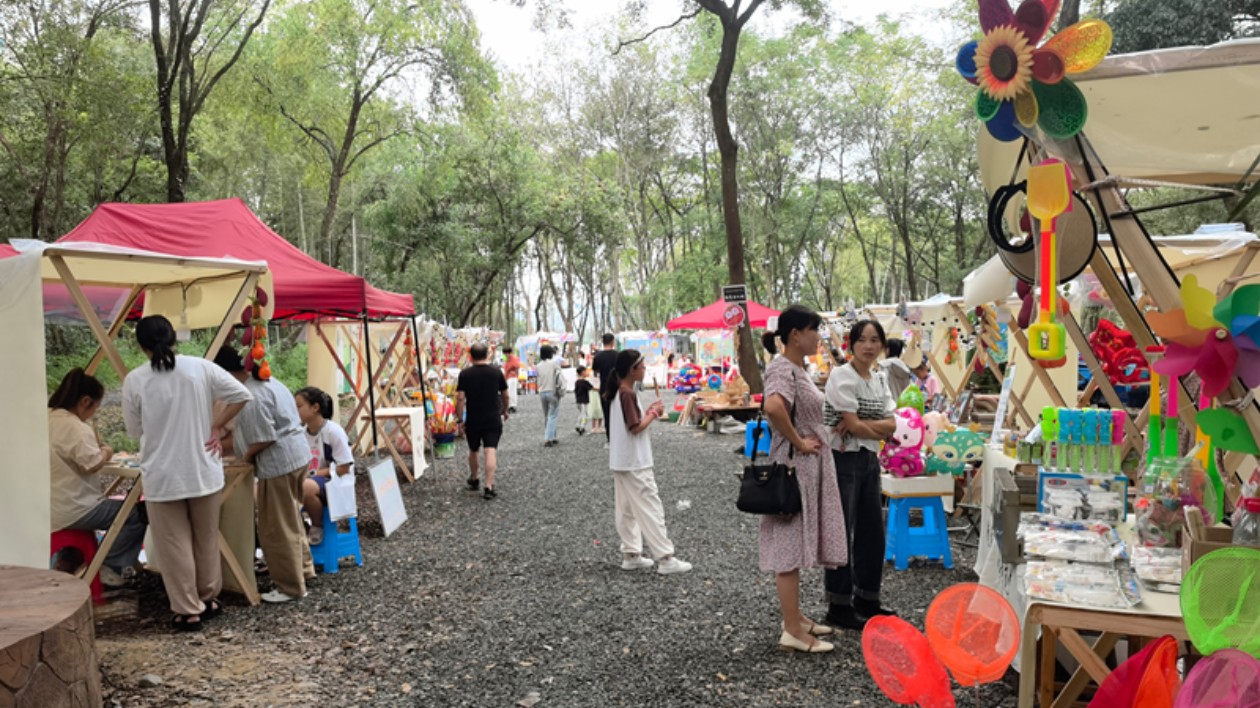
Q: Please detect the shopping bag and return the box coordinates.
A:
[326,471,358,521]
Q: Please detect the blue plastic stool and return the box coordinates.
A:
[884,495,954,571]
[309,509,363,575]
[744,420,771,458]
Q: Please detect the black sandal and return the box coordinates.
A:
[170,614,204,632]
[201,598,223,621]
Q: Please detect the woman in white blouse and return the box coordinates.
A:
[122,316,250,631]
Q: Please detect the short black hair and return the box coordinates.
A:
[540,345,555,360]
[602,333,615,346]
[849,319,887,350]
[502,346,513,354]
[886,338,905,357]
[577,365,587,375]
[470,343,489,361]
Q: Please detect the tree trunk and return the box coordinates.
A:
[1059,0,1082,28]
[705,12,763,393]
[320,171,344,267]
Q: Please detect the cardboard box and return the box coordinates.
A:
[1183,525,1236,570]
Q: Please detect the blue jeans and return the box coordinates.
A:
[541,391,560,442]
[63,499,147,571]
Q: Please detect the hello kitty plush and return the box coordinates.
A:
[880,407,926,478]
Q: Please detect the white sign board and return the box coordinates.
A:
[368,458,408,537]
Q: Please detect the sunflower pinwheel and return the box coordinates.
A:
[1146,275,1260,399]
[956,0,1113,142]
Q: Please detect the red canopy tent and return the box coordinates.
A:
[55,198,413,319]
[666,299,779,331]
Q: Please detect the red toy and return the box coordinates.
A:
[1089,318,1150,385]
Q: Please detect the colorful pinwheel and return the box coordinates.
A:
[1146,275,1260,398]
[956,0,1113,142]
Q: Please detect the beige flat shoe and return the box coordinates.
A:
[778,630,834,653]
[781,620,835,637]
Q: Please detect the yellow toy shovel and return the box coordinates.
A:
[1026,159,1072,364]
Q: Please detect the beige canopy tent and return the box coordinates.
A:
[0,240,268,570]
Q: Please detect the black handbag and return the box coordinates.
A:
[736,371,803,515]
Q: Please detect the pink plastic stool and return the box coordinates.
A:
[50,529,105,605]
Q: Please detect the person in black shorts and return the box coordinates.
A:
[591,333,619,440]
[574,366,593,435]
[456,343,509,499]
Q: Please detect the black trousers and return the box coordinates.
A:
[824,448,885,605]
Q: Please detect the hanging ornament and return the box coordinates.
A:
[957,0,1112,142]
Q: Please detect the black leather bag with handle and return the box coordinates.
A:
[736,371,803,515]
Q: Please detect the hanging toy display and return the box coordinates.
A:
[944,327,961,365]
[1146,274,1260,399]
[239,287,272,380]
[674,363,702,393]
[956,0,1113,142]
[1026,158,1071,368]
[1088,318,1149,385]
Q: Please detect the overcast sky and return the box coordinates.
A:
[465,0,958,72]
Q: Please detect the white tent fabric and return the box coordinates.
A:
[0,252,51,568]
[11,239,271,330]
[980,39,1260,191]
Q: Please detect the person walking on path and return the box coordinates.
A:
[502,346,522,413]
[536,345,563,447]
[592,333,619,440]
[759,305,849,653]
[456,344,509,499]
[122,315,251,631]
[213,347,313,604]
[574,366,593,435]
[823,319,899,631]
[607,349,692,576]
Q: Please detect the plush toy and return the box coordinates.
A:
[897,382,925,414]
[926,426,988,477]
[675,363,702,393]
[880,407,926,478]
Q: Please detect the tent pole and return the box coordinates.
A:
[362,315,380,453]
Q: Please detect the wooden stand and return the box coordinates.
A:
[0,566,101,707]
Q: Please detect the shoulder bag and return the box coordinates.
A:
[736,370,803,515]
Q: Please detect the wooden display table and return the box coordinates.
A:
[694,402,760,424]
[1018,592,1187,707]
[0,566,101,706]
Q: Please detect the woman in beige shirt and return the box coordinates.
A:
[48,368,147,588]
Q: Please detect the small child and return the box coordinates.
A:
[607,349,691,575]
[574,366,593,435]
[295,386,354,545]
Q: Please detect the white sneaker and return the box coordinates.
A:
[98,565,127,588]
[657,557,693,575]
[261,589,307,603]
[620,555,654,571]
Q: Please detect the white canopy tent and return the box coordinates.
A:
[0,241,268,569]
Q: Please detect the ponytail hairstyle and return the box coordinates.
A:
[603,349,643,402]
[48,368,105,411]
[296,386,334,419]
[849,319,887,351]
[135,315,177,372]
[760,304,823,355]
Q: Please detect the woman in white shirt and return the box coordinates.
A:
[122,316,250,632]
[822,320,899,631]
[48,369,146,588]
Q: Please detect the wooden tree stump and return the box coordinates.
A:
[0,566,101,708]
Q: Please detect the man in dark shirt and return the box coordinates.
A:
[456,343,509,499]
[591,333,619,440]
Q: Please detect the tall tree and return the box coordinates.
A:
[257,0,484,267]
[148,0,270,202]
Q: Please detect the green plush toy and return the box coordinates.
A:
[926,427,987,477]
[897,382,925,414]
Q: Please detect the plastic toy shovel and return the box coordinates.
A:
[1026,159,1072,364]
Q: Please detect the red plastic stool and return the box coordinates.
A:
[50,529,105,605]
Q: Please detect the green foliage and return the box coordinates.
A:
[1106,0,1259,54]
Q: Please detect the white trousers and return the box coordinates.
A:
[507,376,518,408]
[611,467,674,558]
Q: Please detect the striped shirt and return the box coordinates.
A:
[824,363,895,453]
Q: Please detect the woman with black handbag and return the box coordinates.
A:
[759,305,848,653]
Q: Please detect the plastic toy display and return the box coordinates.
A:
[1088,635,1180,708]
[925,427,987,477]
[1089,318,1149,385]
[1173,649,1260,708]
[1147,275,1260,398]
[957,0,1112,142]
[1026,159,1071,366]
[861,616,955,707]
[674,363,702,393]
[924,583,1020,686]
[1180,547,1260,658]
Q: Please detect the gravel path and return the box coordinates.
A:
[99,391,1019,707]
